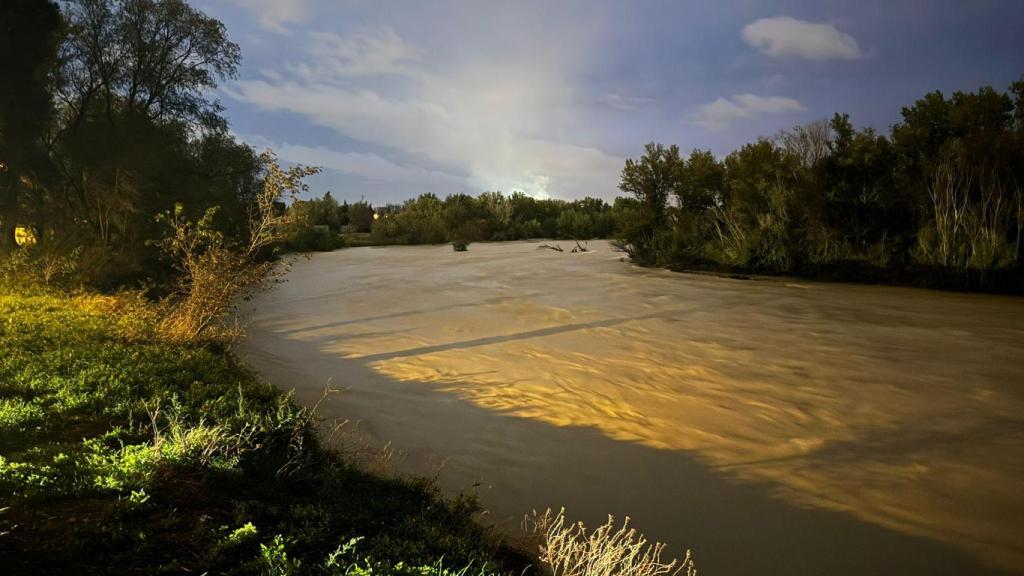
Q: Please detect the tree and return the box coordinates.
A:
[779,119,833,169]
[443,193,486,244]
[0,0,62,253]
[618,143,683,250]
[347,201,374,232]
[57,0,240,129]
[677,149,724,213]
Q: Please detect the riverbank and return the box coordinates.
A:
[0,292,530,575]
[655,257,1024,295]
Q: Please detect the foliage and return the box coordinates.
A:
[155,152,320,342]
[3,0,262,287]
[614,77,1024,292]
[617,143,684,256]
[364,192,614,248]
[0,293,529,575]
[0,245,82,293]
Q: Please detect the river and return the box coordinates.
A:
[239,240,1024,575]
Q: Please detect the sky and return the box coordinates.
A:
[195,0,1024,204]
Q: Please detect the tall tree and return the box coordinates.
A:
[57,0,240,130]
[45,0,250,277]
[618,142,683,249]
[0,0,62,253]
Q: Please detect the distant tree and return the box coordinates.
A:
[443,193,486,244]
[779,119,833,169]
[347,201,374,232]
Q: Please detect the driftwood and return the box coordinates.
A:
[538,243,564,252]
[571,238,589,253]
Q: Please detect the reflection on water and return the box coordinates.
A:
[241,241,1024,574]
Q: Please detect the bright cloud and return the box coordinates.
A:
[742,16,863,61]
[226,24,623,200]
[690,94,805,131]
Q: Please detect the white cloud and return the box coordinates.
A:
[242,135,467,190]
[294,28,423,79]
[225,25,623,200]
[690,93,805,131]
[742,16,863,61]
[598,93,655,111]
[220,0,310,33]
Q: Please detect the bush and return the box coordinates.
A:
[0,245,82,293]
[155,152,319,342]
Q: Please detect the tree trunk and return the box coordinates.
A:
[0,174,17,255]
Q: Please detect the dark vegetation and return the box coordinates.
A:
[0,0,265,287]
[614,82,1024,293]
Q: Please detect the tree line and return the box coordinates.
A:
[285,191,616,249]
[615,80,1024,292]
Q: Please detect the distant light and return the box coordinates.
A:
[0,162,7,172]
[373,212,380,221]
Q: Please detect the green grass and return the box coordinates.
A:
[0,293,529,575]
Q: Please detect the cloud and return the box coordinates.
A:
[598,93,655,111]
[690,93,805,131]
[242,135,467,190]
[742,16,863,61]
[220,0,310,33]
[294,28,423,79]
[225,25,623,200]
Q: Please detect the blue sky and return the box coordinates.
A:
[195,0,1024,204]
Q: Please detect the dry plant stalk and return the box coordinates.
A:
[527,508,696,576]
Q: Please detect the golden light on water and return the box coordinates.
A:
[243,241,1024,573]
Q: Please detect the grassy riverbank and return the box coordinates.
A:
[0,292,528,575]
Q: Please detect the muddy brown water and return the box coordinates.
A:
[239,240,1024,575]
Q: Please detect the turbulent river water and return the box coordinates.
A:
[239,240,1024,575]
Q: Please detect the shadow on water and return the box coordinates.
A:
[353,307,695,363]
[241,331,1017,576]
[275,294,538,336]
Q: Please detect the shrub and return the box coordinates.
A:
[0,245,81,293]
[155,152,319,342]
